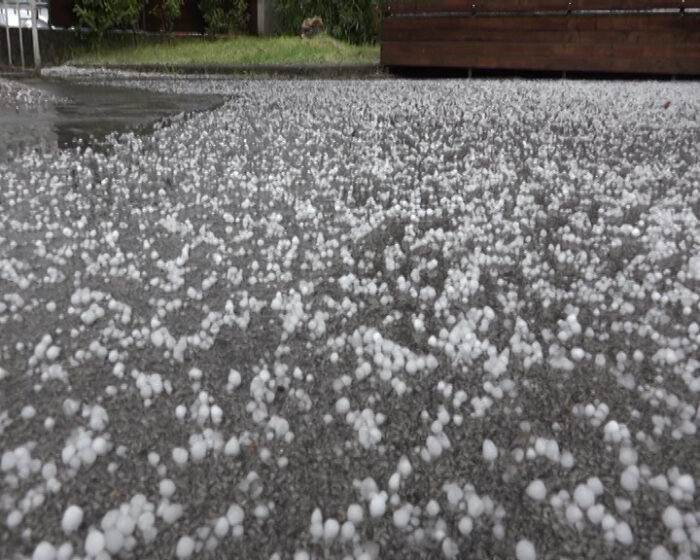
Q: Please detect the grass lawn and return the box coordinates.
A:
[71,34,379,65]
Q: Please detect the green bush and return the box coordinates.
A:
[199,0,249,35]
[73,0,142,42]
[151,0,185,32]
[275,0,380,45]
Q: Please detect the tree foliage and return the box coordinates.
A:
[151,0,185,33]
[73,0,141,42]
[199,0,249,35]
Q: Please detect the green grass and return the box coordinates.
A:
[71,34,379,65]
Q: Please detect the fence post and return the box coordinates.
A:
[15,1,24,69]
[4,3,13,65]
[30,0,39,69]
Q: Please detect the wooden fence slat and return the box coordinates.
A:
[381,0,697,14]
[382,14,700,35]
[381,40,700,73]
[382,26,700,46]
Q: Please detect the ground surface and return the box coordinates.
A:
[0,73,699,560]
[70,35,379,66]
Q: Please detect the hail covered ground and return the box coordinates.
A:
[1,70,699,560]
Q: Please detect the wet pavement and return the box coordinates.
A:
[0,78,224,159]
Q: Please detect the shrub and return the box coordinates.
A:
[199,0,249,35]
[275,0,380,44]
[151,0,185,32]
[73,0,142,42]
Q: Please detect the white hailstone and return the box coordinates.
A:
[565,504,582,525]
[369,493,387,518]
[21,405,36,419]
[393,507,411,529]
[116,514,135,535]
[426,435,442,458]
[159,479,176,498]
[398,456,412,478]
[175,536,195,559]
[446,483,463,506]
[573,484,595,510]
[560,451,575,470]
[388,472,401,493]
[482,439,498,462]
[61,505,84,533]
[620,466,639,492]
[224,436,240,456]
[571,348,585,361]
[587,504,605,525]
[619,446,638,466]
[675,474,695,495]
[228,369,242,389]
[614,521,633,545]
[172,448,188,466]
[32,541,56,560]
[309,508,323,540]
[442,537,459,558]
[426,499,440,517]
[91,437,108,455]
[323,518,340,541]
[458,516,473,536]
[46,345,61,361]
[467,495,484,518]
[226,504,245,526]
[56,543,73,560]
[254,504,269,519]
[6,510,22,529]
[662,506,683,530]
[294,552,310,560]
[175,405,187,420]
[515,539,536,560]
[615,497,631,514]
[526,480,546,501]
[347,504,363,524]
[650,545,674,560]
[341,521,355,541]
[148,452,160,466]
[601,514,617,531]
[210,405,223,424]
[137,511,155,533]
[104,529,124,554]
[587,477,604,496]
[190,440,207,462]
[214,517,229,538]
[335,397,350,415]
[188,368,202,381]
[161,504,183,525]
[649,475,669,492]
[84,530,105,557]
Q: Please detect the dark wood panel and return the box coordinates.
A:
[382,0,692,15]
[381,40,700,73]
[382,39,700,59]
[382,14,700,36]
[382,27,700,45]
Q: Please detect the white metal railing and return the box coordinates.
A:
[1,1,47,69]
[0,2,48,28]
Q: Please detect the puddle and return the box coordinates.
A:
[0,79,225,159]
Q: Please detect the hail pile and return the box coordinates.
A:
[1,75,699,560]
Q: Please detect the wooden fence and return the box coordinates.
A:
[381,1,700,75]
